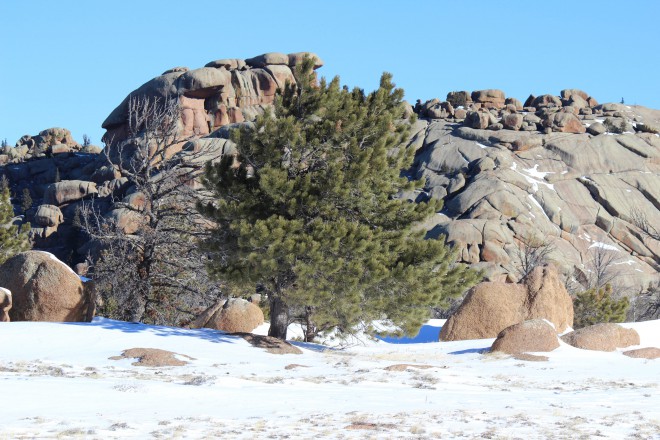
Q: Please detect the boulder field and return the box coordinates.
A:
[0,52,658,296]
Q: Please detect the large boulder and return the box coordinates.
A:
[0,287,11,322]
[43,180,98,206]
[439,265,573,341]
[545,112,586,134]
[0,251,89,322]
[491,319,560,354]
[471,89,505,109]
[561,323,640,351]
[199,298,264,333]
[34,205,63,227]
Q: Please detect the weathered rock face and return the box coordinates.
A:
[0,251,89,322]
[491,319,560,354]
[0,287,11,322]
[411,90,660,294]
[1,58,659,307]
[439,265,573,341]
[560,323,640,351]
[102,52,323,147]
[34,205,63,227]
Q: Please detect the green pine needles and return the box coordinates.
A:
[573,284,629,329]
[0,181,30,264]
[200,58,479,340]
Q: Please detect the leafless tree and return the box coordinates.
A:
[80,95,227,325]
[584,245,625,291]
[513,233,555,279]
[630,206,660,241]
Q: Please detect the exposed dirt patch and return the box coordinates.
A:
[345,422,397,430]
[512,353,549,362]
[109,348,195,367]
[623,347,660,359]
[284,364,310,370]
[384,363,435,371]
[233,333,302,355]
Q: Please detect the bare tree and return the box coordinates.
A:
[630,206,660,241]
[584,245,625,291]
[81,95,227,325]
[513,233,555,279]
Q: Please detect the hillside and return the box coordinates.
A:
[0,51,658,305]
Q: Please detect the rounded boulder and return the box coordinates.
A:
[560,323,640,352]
[0,251,87,322]
[206,298,264,333]
[0,287,11,322]
[491,319,560,354]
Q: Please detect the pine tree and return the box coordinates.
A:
[0,181,30,264]
[21,188,32,215]
[573,284,629,329]
[200,58,479,340]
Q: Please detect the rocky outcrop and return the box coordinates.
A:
[1,56,658,303]
[0,251,90,322]
[490,319,560,354]
[103,51,322,147]
[411,89,660,293]
[0,287,11,322]
[439,265,573,341]
[560,323,640,351]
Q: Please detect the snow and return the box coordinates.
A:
[528,194,550,221]
[589,242,621,252]
[523,164,554,180]
[475,141,489,149]
[0,318,658,438]
[0,287,10,297]
[613,260,637,266]
[510,162,555,192]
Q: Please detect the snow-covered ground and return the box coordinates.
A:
[0,318,659,439]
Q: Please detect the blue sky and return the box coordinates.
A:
[2,1,659,146]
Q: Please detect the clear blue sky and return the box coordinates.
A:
[2,0,659,146]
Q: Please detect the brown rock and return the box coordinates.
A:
[454,108,467,119]
[547,112,586,134]
[0,287,11,322]
[109,347,195,367]
[503,113,523,131]
[0,251,88,322]
[466,111,491,129]
[533,94,562,108]
[491,319,560,354]
[439,265,573,341]
[43,180,98,206]
[235,333,302,354]
[245,52,289,68]
[623,347,660,359]
[560,89,589,101]
[446,91,472,108]
[587,122,606,136]
[505,97,523,111]
[287,52,324,69]
[471,89,506,109]
[34,205,63,227]
[561,323,640,351]
[205,298,264,333]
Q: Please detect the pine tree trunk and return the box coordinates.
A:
[268,296,289,340]
[304,306,316,342]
